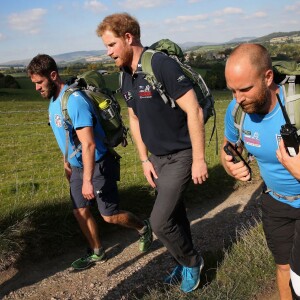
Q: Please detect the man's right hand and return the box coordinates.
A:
[64,161,72,182]
[223,154,251,181]
[142,160,158,188]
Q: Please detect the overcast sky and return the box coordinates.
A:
[0,0,299,63]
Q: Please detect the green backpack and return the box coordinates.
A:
[233,60,300,145]
[61,70,128,160]
[140,39,216,125]
[119,39,216,145]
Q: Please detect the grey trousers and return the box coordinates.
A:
[149,148,201,267]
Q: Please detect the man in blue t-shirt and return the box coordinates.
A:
[221,43,300,299]
[27,54,152,270]
[97,13,208,293]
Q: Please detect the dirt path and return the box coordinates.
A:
[0,180,277,300]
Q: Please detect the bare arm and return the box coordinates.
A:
[220,137,251,181]
[128,107,158,188]
[176,89,208,184]
[75,126,96,199]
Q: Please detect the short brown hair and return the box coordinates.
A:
[27,54,58,77]
[96,12,140,40]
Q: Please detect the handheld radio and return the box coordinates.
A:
[276,93,300,157]
[223,141,252,177]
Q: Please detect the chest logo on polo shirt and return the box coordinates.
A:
[244,131,261,147]
[138,85,152,99]
[54,114,63,128]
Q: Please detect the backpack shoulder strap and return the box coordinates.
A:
[232,102,246,147]
[117,71,124,94]
[140,49,176,108]
[61,83,81,125]
[281,75,296,97]
[60,84,83,162]
[141,49,156,81]
[279,80,300,132]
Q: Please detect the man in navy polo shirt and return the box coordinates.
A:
[97,13,208,293]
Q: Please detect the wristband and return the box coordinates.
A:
[141,158,149,164]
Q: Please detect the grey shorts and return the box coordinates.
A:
[70,152,120,216]
[262,193,300,274]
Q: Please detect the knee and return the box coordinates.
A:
[102,214,118,224]
[150,217,166,237]
[73,207,89,220]
[277,264,290,273]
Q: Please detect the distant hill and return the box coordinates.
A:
[1,30,299,67]
[179,41,217,50]
[250,31,300,43]
[53,50,106,62]
[227,37,256,43]
[0,50,108,67]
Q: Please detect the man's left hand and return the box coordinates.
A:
[192,160,209,184]
[277,139,300,180]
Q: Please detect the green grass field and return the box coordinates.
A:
[0,75,275,299]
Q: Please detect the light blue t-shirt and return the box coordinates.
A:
[224,86,300,208]
[49,85,107,168]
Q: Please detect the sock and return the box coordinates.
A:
[93,247,104,256]
[291,269,300,296]
[138,222,147,235]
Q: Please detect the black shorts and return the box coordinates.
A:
[261,193,300,274]
[69,152,120,216]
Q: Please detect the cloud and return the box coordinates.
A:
[0,33,6,41]
[245,11,267,19]
[119,0,172,9]
[253,11,267,18]
[55,5,64,11]
[8,8,47,34]
[281,20,300,25]
[214,7,243,17]
[213,18,225,25]
[165,14,208,24]
[84,0,108,13]
[285,1,300,11]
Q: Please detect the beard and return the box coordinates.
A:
[241,81,270,114]
[42,78,58,100]
[116,46,133,68]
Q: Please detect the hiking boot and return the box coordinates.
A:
[71,250,107,270]
[180,257,204,293]
[139,219,153,252]
[164,265,183,285]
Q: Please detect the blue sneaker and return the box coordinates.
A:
[164,265,183,285]
[180,257,204,293]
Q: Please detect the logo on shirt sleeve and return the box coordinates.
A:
[123,91,133,102]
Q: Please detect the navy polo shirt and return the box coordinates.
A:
[121,50,193,156]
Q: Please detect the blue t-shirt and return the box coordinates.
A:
[49,85,107,168]
[224,86,300,208]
